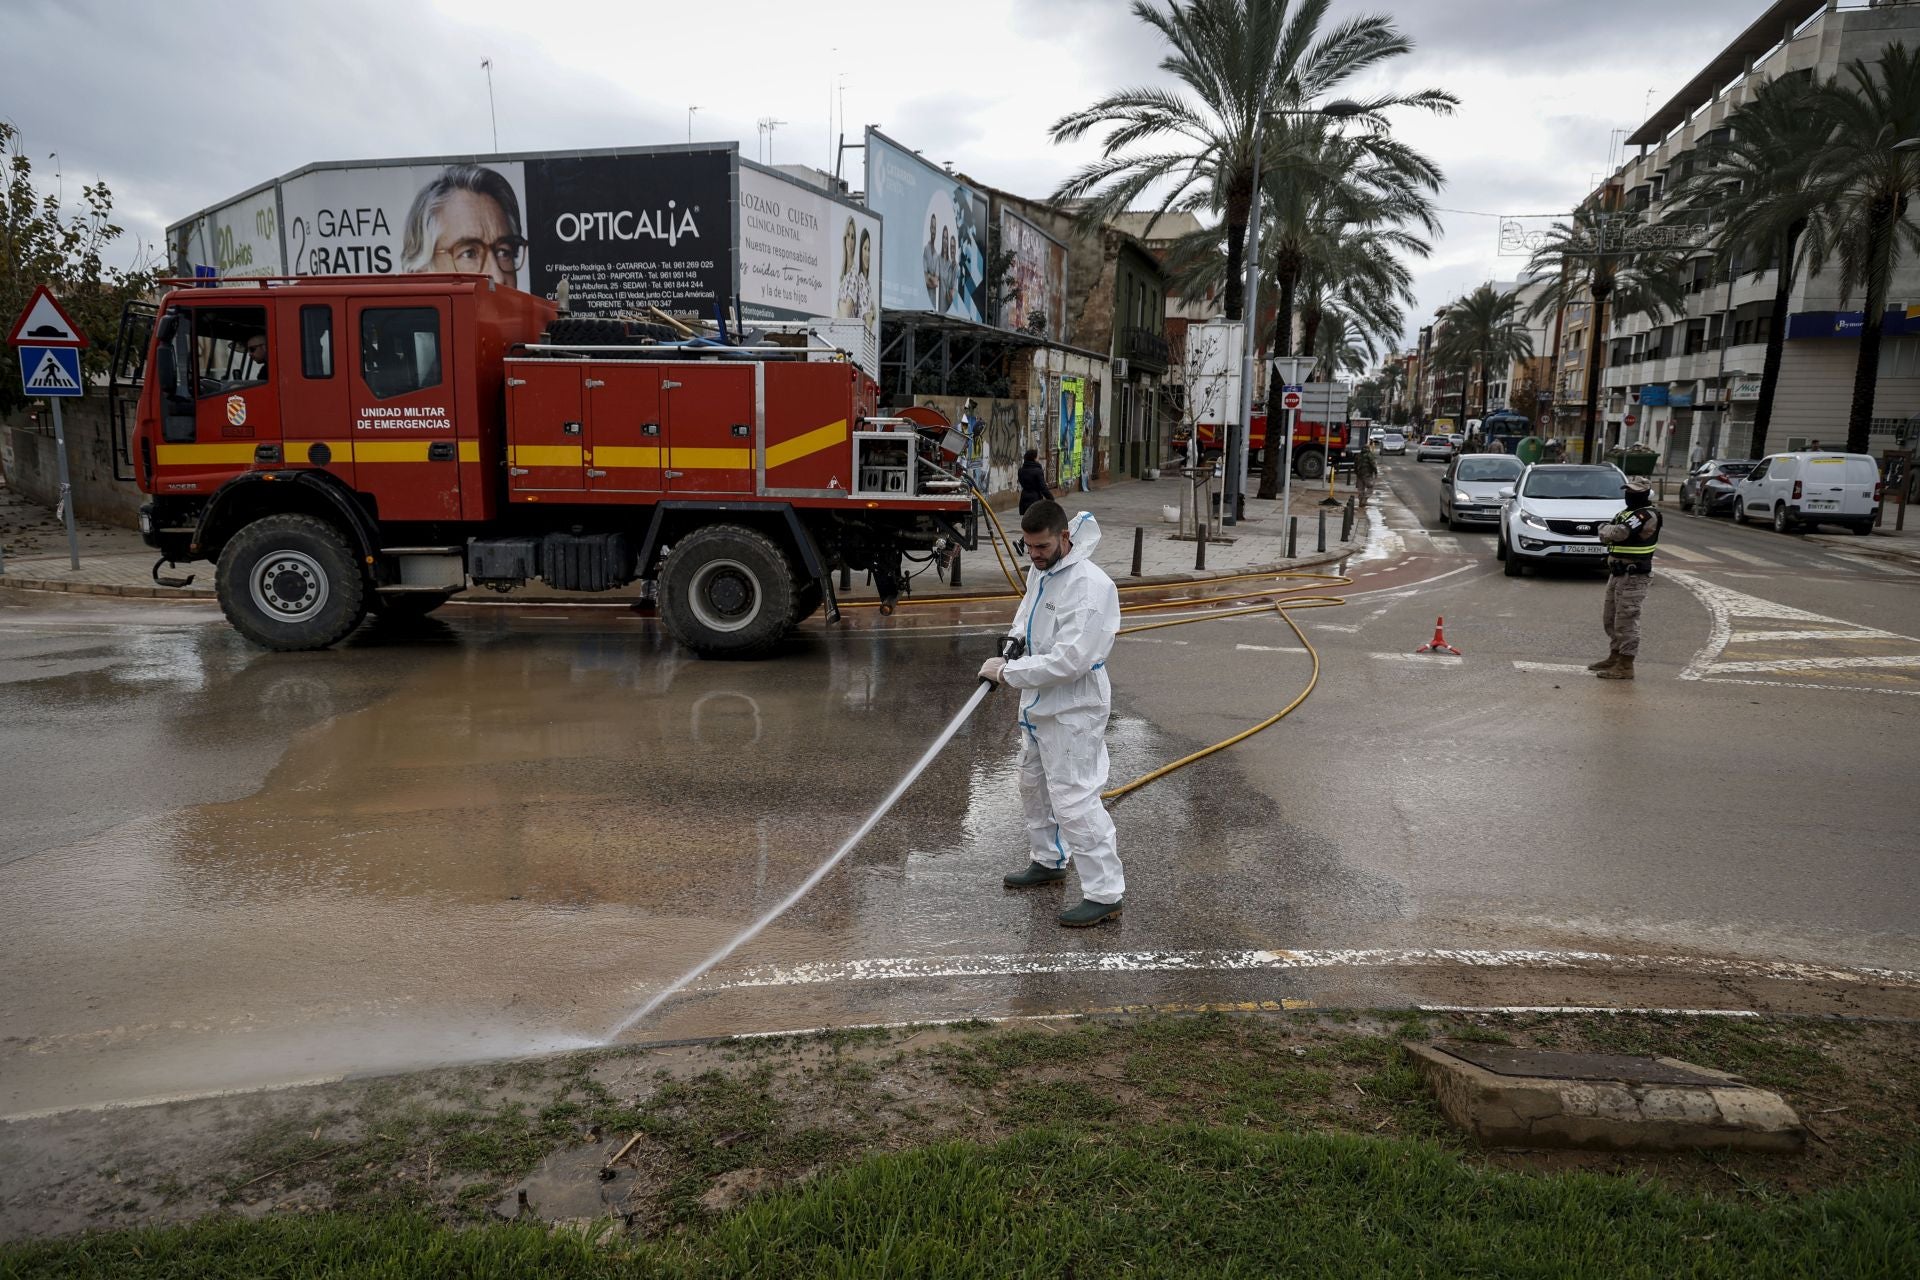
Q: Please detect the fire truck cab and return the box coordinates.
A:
[119,275,980,656]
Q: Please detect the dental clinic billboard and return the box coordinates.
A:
[864,128,989,323]
[168,145,868,329]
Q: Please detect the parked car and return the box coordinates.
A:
[1440,453,1525,529]
[1378,431,1407,456]
[1680,458,1760,516]
[1415,435,1457,462]
[1496,464,1628,576]
[1732,452,1881,534]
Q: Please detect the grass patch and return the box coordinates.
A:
[7,1126,1917,1278]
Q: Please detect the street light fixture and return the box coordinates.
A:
[1224,98,1369,529]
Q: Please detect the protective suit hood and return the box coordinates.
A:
[1048,511,1102,572]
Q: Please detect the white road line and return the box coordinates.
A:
[1716,546,1785,567]
[1512,661,1590,673]
[1312,623,1362,633]
[1705,654,1920,674]
[1428,534,1464,554]
[698,947,1920,994]
[1698,675,1920,697]
[1337,563,1477,601]
[1370,651,1463,666]
[1657,542,1712,562]
[1831,554,1920,577]
[1728,628,1894,643]
[1236,643,1304,653]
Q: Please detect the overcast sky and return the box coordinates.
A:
[8,0,1767,351]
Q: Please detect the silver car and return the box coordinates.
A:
[1439,453,1525,530]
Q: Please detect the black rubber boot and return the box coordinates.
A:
[1595,655,1636,681]
[1058,898,1123,928]
[1004,861,1068,888]
[1587,651,1620,671]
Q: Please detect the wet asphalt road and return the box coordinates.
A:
[3,470,1918,1114]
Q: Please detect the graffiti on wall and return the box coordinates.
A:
[911,394,1029,494]
[1060,377,1086,488]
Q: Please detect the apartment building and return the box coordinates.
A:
[1594,0,1920,464]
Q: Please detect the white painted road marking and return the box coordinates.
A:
[1831,554,1920,577]
[1512,661,1590,674]
[1728,628,1891,643]
[697,947,1920,994]
[1657,542,1712,562]
[1370,651,1462,666]
[1666,568,1920,691]
[1704,654,1920,674]
[1236,643,1304,653]
[1716,546,1784,567]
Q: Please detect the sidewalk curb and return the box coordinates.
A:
[0,545,1364,607]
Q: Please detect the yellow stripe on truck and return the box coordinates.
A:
[765,419,848,469]
[592,446,662,468]
[154,443,260,466]
[669,447,752,469]
[354,441,436,463]
[508,445,584,467]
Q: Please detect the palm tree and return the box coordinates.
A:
[1525,200,1688,459]
[1798,42,1920,453]
[1312,309,1370,380]
[1671,74,1830,458]
[1377,360,1406,418]
[1435,284,1532,421]
[1048,0,1454,318]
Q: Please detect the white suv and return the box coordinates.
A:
[1732,451,1880,535]
[1496,464,1628,577]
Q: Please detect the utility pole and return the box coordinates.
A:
[480,60,498,152]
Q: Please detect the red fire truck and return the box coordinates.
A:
[113,275,981,656]
[1191,408,1352,481]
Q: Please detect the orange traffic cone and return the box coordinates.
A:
[1415,616,1461,656]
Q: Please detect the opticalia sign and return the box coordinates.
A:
[168,145,876,330]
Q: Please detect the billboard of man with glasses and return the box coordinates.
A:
[401,164,527,290]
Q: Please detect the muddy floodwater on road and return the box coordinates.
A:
[6,532,1920,1119]
[0,595,1403,1116]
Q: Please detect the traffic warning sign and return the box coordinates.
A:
[7,285,88,349]
[19,345,84,397]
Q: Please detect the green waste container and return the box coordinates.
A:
[1607,446,1659,476]
[1515,435,1544,465]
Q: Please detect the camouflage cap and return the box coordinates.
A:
[1625,476,1654,493]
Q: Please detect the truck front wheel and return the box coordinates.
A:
[658,524,796,657]
[215,514,369,651]
[1295,449,1326,481]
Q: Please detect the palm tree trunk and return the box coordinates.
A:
[1845,197,1900,455]
[1255,267,1298,500]
[1749,223,1801,459]
[1479,360,1491,421]
[1581,280,1613,461]
[1222,188,1250,320]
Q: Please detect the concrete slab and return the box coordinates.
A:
[1406,1042,1806,1153]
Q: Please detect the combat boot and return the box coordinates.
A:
[1587,651,1621,671]
[1595,655,1635,680]
[1004,861,1068,888]
[1058,898,1123,928]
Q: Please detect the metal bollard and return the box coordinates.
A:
[839,564,852,592]
[1132,525,1144,577]
[950,549,962,587]
[1287,517,1298,559]
[1342,496,1355,541]
[1316,509,1327,553]
[1196,525,1207,571]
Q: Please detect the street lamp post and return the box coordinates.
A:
[1222,97,1365,529]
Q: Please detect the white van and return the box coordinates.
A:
[1732,452,1881,535]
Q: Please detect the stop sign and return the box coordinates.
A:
[1624,413,1638,427]
[1281,389,1303,411]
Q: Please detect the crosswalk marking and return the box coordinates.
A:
[1665,569,1920,694]
[1657,542,1712,562]
[1512,660,1590,673]
[1427,534,1464,554]
[1830,554,1919,577]
[1714,546,1786,567]
[1370,651,1462,667]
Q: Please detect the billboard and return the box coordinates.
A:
[865,128,988,322]
[180,148,737,320]
[999,207,1068,339]
[170,185,283,279]
[735,162,879,343]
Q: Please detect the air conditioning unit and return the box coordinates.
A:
[1113,357,1129,379]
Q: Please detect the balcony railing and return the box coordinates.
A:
[1122,325,1170,370]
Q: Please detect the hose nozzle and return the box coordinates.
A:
[981,635,1025,688]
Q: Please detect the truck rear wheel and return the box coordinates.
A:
[1295,450,1326,481]
[658,524,796,657]
[215,513,368,651]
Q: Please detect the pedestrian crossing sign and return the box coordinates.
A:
[19,344,84,397]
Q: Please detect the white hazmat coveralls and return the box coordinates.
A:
[1002,512,1125,903]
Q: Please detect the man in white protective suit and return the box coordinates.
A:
[977,500,1125,927]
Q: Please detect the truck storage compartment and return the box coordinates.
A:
[540,531,632,591]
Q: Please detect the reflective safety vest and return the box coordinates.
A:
[1608,506,1661,563]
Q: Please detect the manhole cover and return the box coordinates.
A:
[1440,1044,1723,1086]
